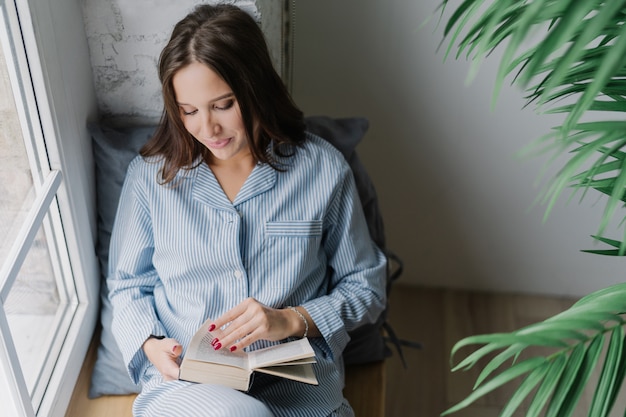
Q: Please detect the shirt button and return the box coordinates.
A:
[234,270,243,279]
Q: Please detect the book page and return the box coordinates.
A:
[255,363,318,385]
[249,338,315,369]
[273,357,317,366]
[186,322,248,369]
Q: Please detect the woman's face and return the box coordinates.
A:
[172,61,251,163]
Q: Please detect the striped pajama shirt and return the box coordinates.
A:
[108,133,387,416]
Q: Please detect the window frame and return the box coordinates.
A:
[0,0,99,415]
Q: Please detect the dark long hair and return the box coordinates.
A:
[141,4,305,183]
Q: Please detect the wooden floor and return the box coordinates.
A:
[384,284,579,417]
[69,284,623,417]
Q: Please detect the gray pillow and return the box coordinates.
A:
[89,123,155,398]
[89,117,389,398]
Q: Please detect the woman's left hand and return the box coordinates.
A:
[208,297,306,352]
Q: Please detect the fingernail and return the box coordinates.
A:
[213,342,222,350]
[172,345,179,353]
[209,324,216,332]
[230,346,237,352]
[211,338,219,346]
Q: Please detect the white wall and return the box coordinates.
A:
[80,0,283,124]
[292,0,625,298]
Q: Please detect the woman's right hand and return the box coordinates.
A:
[142,336,183,381]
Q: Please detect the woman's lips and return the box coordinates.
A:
[206,137,232,149]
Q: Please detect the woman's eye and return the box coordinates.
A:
[214,99,234,111]
[181,109,198,116]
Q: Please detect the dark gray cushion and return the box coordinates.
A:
[304,116,386,250]
[89,117,388,397]
[305,116,390,364]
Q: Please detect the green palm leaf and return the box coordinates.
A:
[525,354,567,417]
[499,360,551,417]
[543,344,586,417]
[442,283,626,417]
[441,357,548,416]
[473,343,527,388]
[538,2,624,107]
[588,326,625,417]
[437,2,626,415]
[438,0,626,253]
[551,334,604,417]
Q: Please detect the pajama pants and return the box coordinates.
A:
[133,380,274,417]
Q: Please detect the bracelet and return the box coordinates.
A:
[287,306,308,338]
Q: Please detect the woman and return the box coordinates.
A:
[107,4,386,417]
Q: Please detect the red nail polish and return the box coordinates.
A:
[209,324,216,332]
[230,346,237,352]
[211,338,219,346]
[213,342,222,350]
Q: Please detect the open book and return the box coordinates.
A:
[178,318,318,391]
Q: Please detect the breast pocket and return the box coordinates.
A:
[260,220,324,300]
[265,220,323,237]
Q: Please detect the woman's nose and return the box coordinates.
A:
[201,112,221,137]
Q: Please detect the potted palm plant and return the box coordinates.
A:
[437,1,626,416]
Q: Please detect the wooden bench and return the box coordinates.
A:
[65,334,386,417]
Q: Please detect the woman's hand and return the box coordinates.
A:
[209,298,316,352]
[142,336,183,381]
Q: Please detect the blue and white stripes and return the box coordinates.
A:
[107,133,387,416]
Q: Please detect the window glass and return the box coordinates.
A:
[0,20,62,406]
[5,223,60,393]
[0,42,32,269]
[0,358,20,417]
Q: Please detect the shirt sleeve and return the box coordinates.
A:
[107,158,166,384]
[301,164,387,361]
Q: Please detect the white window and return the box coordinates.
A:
[0,0,99,416]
